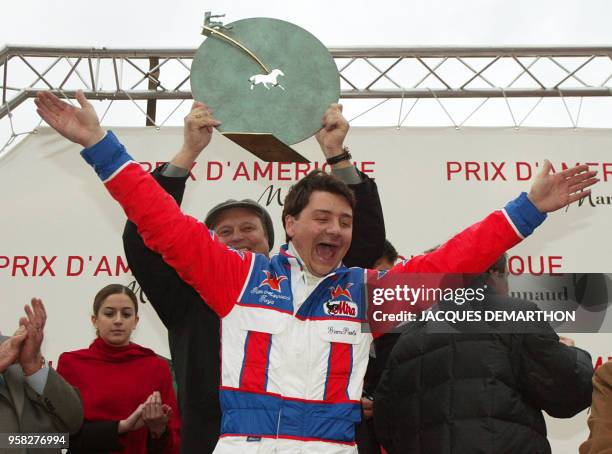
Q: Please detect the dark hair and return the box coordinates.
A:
[93,284,138,316]
[281,170,356,243]
[380,239,399,264]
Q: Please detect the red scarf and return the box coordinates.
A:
[58,337,180,453]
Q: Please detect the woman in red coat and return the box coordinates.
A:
[58,284,180,454]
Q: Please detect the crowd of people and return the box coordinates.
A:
[1,90,610,453]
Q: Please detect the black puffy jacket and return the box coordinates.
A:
[374,297,593,454]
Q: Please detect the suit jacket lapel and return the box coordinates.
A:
[5,364,25,420]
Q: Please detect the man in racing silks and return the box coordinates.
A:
[122,102,385,453]
[36,90,599,454]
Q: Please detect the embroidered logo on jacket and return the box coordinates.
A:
[324,284,357,317]
[330,283,353,301]
[324,300,358,317]
[258,271,288,292]
[377,269,389,279]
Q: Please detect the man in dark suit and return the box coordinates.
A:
[0,298,83,454]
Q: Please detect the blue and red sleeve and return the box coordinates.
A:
[80,131,252,318]
[366,195,546,336]
[388,194,545,274]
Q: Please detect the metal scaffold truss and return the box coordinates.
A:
[2,45,612,155]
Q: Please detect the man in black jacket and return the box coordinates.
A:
[374,253,593,454]
[357,239,401,454]
[123,102,385,453]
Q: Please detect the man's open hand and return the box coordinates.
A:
[528,160,599,213]
[35,91,105,148]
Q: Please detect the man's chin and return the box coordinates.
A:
[312,258,342,277]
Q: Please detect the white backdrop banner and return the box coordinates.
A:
[1,126,611,452]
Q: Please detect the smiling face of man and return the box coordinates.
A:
[285,190,353,277]
[282,171,356,278]
[212,207,270,255]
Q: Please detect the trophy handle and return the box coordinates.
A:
[202,12,270,74]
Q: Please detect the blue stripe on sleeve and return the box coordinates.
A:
[80,131,133,181]
[504,192,547,237]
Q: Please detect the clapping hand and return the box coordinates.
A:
[19,298,46,376]
[118,391,172,438]
[0,326,27,373]
[141,391,172,439]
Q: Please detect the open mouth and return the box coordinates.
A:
[315,242,340,262]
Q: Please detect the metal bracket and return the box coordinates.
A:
[203,12,233,34]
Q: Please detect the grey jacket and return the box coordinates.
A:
[0,336,83,454]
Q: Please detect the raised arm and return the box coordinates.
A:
[36,91,248,317]
[316,104,385,268]
[367,162,598,335]
[122,102,219,326]
[122,167,192,327]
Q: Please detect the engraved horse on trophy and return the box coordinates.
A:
[249,68,285,90]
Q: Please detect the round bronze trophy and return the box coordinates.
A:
[191,13,340,163]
